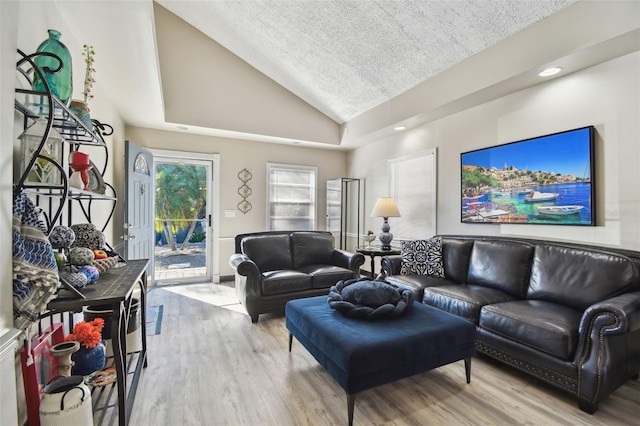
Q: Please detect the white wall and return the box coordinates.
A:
[1,1,21,424]
[125,126,348,277]
[349,52,640,250]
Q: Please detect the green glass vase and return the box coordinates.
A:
[32,29,73,106]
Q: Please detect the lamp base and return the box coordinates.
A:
[378,217,393,249]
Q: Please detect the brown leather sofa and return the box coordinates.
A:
[381,235,640,413]
[230,231,365,323]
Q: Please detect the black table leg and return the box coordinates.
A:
[112,301,127,425]
[464,357,472,383]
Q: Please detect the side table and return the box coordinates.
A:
[46,259,149,426]
[356,246,400,278]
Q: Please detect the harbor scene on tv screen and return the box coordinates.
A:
[461,127,594,225]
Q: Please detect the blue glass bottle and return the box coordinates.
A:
[32,29,73,106]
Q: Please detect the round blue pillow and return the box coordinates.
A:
[328,278,413,320]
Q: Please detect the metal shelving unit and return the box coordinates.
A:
[14,49,146,426]
[14,49,116,235]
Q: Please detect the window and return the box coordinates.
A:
[267,163,317,230]
[388,149,437,239]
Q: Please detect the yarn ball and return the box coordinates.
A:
[69,247,95,266]
[70,223,106,250]
[77,265,100,284]
[59,271,88,289]
[49,225,75,249]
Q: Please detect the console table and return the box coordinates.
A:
[46,259,149,426]
[356,246,400,278]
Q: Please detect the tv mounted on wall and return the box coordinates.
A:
[460,126,595,226]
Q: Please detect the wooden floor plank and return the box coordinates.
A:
[129,284,639,426]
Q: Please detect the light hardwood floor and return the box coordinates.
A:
[129,283,639,426]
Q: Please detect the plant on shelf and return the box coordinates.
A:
[65,317,104,348]
[69,44,95,128]
[81,44,96,103]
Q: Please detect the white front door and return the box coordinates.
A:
[124,141,154,279]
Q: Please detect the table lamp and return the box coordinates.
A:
[370,197,401,250]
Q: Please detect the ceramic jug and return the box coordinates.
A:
[39,375,93,426]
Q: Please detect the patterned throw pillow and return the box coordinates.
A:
[400,238,444,277]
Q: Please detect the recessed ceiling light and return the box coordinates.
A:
[539,67,563,77]
[394,126,407,131]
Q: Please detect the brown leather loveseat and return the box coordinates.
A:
[230,231,365,323]
[381,235,640,413]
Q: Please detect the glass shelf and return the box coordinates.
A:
[14,89,106,146]
[68,188,116,201]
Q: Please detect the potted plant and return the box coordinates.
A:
[65,317,106,375]
[364,230,376,248]
[69,44,95,128]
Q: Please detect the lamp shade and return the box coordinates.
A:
[370,197,401,218]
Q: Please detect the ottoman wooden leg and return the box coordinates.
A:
[347,393,356,426]
[464,357,472,384]
[289,333,293,352]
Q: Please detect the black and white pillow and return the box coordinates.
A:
[400,238,444,277]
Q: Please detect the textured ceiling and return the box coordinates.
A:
[157,0,576,123]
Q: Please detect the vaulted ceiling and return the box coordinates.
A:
[52,1,639,149]
[157,0,576,124]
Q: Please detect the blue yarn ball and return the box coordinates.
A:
[77,265,100,284]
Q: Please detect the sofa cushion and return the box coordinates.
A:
[441,238,474,284]
[480,300,582,361]
[527,245,637,310]
[467,240,533,298]
[242,235,293,271]
[298,264,354,289]
[400,238,444,277]
[423,285,516,324]
[384,274,454,302]
[291,232,335,268]
[261,270,312,295]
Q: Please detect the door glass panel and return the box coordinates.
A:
[154,161,210,285]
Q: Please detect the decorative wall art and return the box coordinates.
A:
[460,126,595,226]
[237,168,252,214]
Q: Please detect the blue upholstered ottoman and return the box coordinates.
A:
[286,295,476,425]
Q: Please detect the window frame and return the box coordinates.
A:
[266,163,318,231]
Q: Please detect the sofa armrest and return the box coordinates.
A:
[381,255,402,276]
[579,292,640,336]
[229,253,260,277]
[332,249,365,276]
[575,291,640,406]
[229,253,263,301]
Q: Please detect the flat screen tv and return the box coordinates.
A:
[460,126,595,226]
